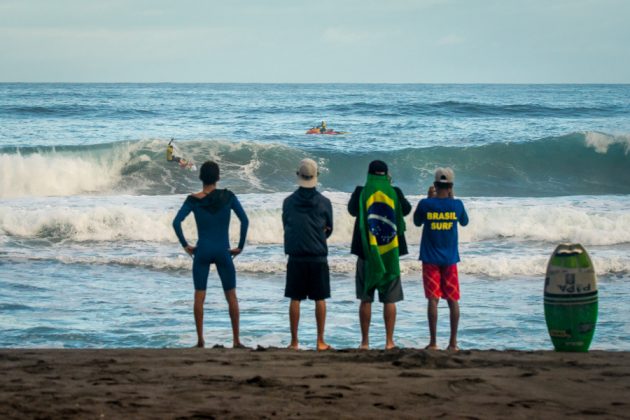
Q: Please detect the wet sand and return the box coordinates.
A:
[1,348,629,419]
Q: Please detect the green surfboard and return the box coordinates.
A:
[544,243,598,352]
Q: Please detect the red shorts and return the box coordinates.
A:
[422,263,460,301]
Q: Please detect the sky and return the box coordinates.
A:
[1,0,629,83]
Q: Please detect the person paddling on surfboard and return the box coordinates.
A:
[305,121,349,135]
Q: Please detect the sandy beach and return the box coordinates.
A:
[1,348,629,419]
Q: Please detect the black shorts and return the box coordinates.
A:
[355,258,403,303]
[285,257,331,301]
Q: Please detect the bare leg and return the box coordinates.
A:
[359,301,372,349]
[384,303,397,350]
[447,299,460,351]
[288,299,300,350]
[426,298,439,350]
[315,300,331,350]
[224,288,242,348]
[194,290,206,348]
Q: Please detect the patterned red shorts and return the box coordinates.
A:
[422,263,460,301]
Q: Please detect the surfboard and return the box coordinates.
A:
[544,243,598,352]
[178,158,197,172]
[305,128,349,135]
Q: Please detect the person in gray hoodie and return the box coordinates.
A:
[282,158,333,351]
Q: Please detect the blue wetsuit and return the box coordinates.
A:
[172,190,249,291]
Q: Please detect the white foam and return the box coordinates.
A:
[2,194,630,247]
[10,252,630,277]
[460,198,630,246]
[585,131,630,154]
[0,145,138,198]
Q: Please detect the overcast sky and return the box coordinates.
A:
[1,0,629,83]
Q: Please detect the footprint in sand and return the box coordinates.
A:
[398,371,433,378]
[322,384,354,391]
[301,373,327,379]
[448,377,490,393]
[243,375,281,387]
[373,402,397,410]
[305,392,344,400]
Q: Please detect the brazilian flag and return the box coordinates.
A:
[359,174,406,293]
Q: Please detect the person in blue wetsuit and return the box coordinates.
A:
[172,161,249,349]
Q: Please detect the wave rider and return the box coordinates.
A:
[167,138,195,170]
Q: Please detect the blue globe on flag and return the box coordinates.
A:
[367,202,397,246]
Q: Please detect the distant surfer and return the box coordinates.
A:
[305,121,347,135]
[166,138,182,164]
[318,120,327,133]
[167,138,196,170]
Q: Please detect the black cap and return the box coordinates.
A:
[368,160,388,175]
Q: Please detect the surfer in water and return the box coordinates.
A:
[167,138,195,170]
[305,121,348,135]
[318,121,327,133]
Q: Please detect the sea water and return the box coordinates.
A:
[1,83,629,350]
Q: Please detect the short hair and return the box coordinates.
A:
[434,181,453,190]
[199,161,220,185]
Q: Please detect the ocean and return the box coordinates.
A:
[1,83,629,350]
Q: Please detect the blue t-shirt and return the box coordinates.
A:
[413,197,469,266]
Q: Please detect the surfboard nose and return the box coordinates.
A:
[555,243,585,256]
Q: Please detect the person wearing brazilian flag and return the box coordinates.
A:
[348,160,411,350]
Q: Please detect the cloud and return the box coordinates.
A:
[437,34,465,46]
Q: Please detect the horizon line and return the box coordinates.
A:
[2,81,630,85]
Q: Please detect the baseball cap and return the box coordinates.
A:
[297,158,318,188]
[434,167,455,184]
[368,160,388,175]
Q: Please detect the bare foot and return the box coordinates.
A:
[385,343,398,350]
[287,344,300,350]
[358,343,369,351]
[317,343,333,351]
[233,342,247,349]
[193,341,205,348]
[446,345,460,353]
[424,344,439,351]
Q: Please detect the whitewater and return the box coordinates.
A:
[1,83,629,350]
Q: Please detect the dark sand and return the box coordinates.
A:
[1,348,629,419]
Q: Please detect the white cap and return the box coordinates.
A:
[297,158,318,188]
[434,167,455,184]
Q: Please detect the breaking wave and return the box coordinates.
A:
[1,131,629,198]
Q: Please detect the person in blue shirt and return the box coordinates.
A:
[173,161,249,348]
[413,168,468,352]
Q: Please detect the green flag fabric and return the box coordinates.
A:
[358,174,406,293]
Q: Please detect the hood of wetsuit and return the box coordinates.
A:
[186,189,234,214]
